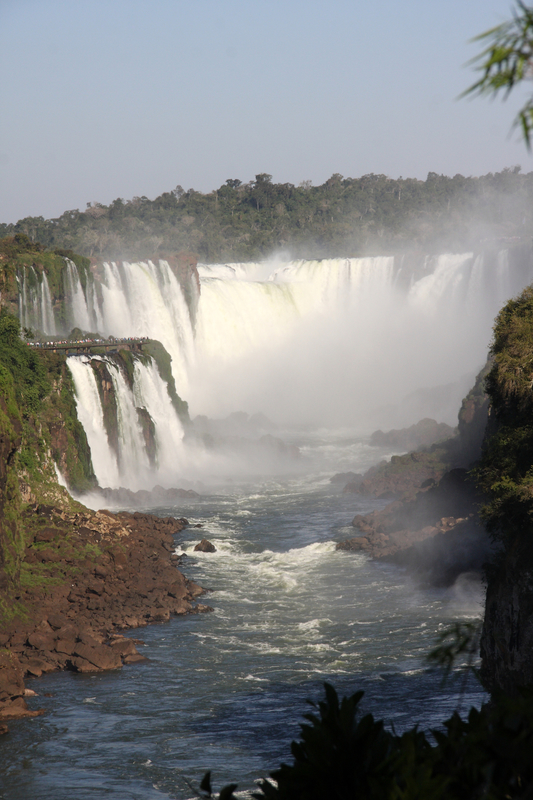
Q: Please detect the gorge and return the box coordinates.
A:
[1,242,533,797]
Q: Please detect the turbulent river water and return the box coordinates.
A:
[1,431,485,800]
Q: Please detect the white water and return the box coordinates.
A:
[189,251,531,426]
[107,361,152,481]
[88,260,195,393]
[64,259,92,332]
[67,354,186,491]
[17,266,56,335]
[67,357,121,488]
[22,251,533,430]
[132,360,185,477]
[25,249,531,488]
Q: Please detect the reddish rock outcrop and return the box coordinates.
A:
[194,539,216,553]
[0,506,211,727]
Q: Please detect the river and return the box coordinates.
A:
[0,429,485,799]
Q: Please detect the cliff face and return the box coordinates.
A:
[335,363,491,586]
[0,313,97,620]
[0,388,23,598]
[476,285,533,692]
[481,546,533,692]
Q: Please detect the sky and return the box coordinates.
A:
[0,0,531,224]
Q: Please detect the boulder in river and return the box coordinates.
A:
[194,539,217,553]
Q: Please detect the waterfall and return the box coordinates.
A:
[56,260,195,394]
[187,251,533,424]
[17,266,56,335]
[132,360,185,475]
[67,353,185,491]
[41,273,56,334]
[67,357,120,488]
[106,361,151,482]
[29,248,533,485]
[64,259,92,331]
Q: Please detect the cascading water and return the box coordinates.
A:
[67,354,186,491]
[107,361,152,480]
[8,248,533,800]
[61,260,195,393]
[22,249,532,430]
[16,248,533,488]
[66,356,121,488]
[189,250,533,426]
[132,360,185,475]
[17,266,56,335]
[24,248,533,484]
[64,259,88,331]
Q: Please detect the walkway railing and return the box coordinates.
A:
[27,337,148,355]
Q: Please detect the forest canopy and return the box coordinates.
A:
[1,168,530,263]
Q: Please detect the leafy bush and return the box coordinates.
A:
[199,683,533,800]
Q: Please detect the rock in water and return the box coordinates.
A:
[194,539,217,553]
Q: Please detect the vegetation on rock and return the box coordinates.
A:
[0,233,90,325]
[469,284,533,691]
[0,307,99,622]
[476,286,533,541]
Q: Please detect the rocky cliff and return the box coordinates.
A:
[337,282,533,691]
[475,285,533,692]
[336,363,491,586]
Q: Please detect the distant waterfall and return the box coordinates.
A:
[64,259,94,332]
[188,250,533,424]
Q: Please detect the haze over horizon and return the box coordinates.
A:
[1,0,531,226]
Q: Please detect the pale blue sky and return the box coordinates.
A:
[0,0,530,224]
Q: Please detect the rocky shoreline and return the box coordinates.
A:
[334,413,491,587]
[0,504,210,731]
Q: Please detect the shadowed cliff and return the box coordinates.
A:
[336,363,491,587]
[475,284,533,692]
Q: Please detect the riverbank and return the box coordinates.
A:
[336,468,490,586]
[0,504,210,729]
[334,401,491,587]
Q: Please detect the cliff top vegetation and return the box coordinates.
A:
[476,285,533,545]
[0,233,90,313]
[0,168,530,263]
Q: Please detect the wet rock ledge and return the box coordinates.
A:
[0,504,210,727]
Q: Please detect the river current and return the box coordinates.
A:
[0,430,485,799]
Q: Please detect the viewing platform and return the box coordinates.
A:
[27,337,148,355]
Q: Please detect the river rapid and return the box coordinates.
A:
[0,430,485,800]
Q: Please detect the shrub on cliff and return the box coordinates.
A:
[0,308,95,492]
[475,285,533,543]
